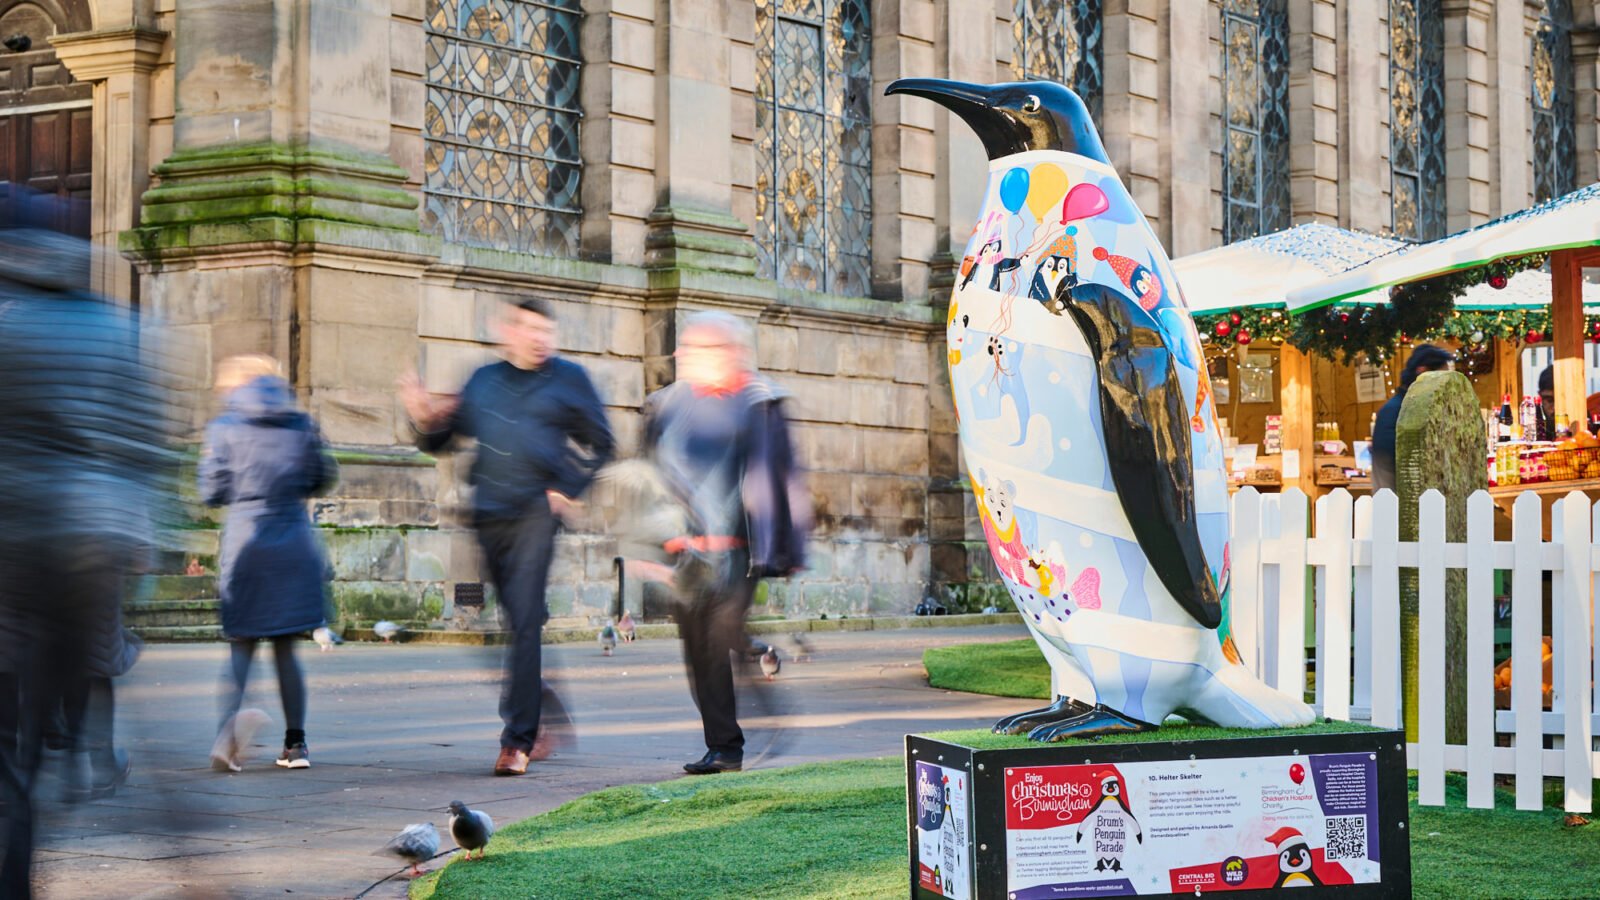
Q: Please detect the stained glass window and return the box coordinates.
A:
[1221,0,1289,243]
[1010,0,1103,124]
[753,0,872,296]
[423,0,582,255]
[1389,0,1445,241]
[1532,0,1576,203]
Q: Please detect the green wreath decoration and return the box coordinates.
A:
[1193,254,1552,365]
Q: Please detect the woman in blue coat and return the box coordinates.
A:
[200,356,337,770]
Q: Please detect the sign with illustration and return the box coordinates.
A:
[915,760,972,899]
[1004,752,1381,896]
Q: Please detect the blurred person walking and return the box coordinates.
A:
[202,355,338,771]
[0,188,178,896]
[399,296,613,776]
[642,311,810,775]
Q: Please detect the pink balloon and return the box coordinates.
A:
[1060,183,1110,223]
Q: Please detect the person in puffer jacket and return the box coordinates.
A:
[201,355,338,772]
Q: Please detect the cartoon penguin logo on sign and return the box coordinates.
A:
[1267,827,1323,888]
[1074,771,1141,872]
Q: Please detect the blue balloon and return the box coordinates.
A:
[999,167,1029,213]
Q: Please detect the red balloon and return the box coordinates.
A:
[1289,763,1306,785]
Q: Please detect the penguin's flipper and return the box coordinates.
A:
[992,696,1096,735]
[1029,703,1154,742]
[1062,283,1222,628]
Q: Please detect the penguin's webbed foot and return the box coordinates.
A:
[992,696,1096,735]
[1028,704,1155,742]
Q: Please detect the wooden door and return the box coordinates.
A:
[0,0,94,235]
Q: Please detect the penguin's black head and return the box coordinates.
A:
[885,78,1108,165]
[1279,843,1311,872]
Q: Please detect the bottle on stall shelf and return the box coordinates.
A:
[1521,395,1539,438]
[1556,413,1572,440]
[1497,394,1514,442]
[1590,413,1600,437]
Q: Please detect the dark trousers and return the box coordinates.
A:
[677,553,758,755]
[0,538,127,898]
[219,636,306,738]
[477,509,558,752]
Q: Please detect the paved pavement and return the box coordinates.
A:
[32,623,1030,899]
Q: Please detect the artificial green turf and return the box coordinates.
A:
[924,638,1051,699]
[412,761,1598,899]
[923,720,1382,751]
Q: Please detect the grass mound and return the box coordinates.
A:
[413,758,1599,900]
[924,638,1050,699]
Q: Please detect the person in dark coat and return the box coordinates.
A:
[399,295,614,776]
[201,355,338,771]
[0,189,178,897]
[642,311,810,775]
[1370,343,1454,493]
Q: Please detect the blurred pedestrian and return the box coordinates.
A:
[0,189,177,896]
[202,355,338,771]
[1371,343,1454,493]
[399,296,613,776]
[642,311,810,775]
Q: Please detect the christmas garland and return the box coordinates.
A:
[1193,254,1551,365]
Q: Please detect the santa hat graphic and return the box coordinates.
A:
[1266,826,1307,849]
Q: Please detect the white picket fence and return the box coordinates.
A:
[1230,486,1597,813]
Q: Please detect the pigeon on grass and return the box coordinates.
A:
[448,801,495,860]
[377,822,439,877]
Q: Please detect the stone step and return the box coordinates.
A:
[129,624,226,642]
[124,598,221,628]
[126,575,217,603]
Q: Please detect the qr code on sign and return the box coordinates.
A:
[1324,815,1367,862]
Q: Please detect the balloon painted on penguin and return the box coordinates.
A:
[886,78,1314,740]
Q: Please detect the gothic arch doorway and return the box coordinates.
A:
[0,0,92,235]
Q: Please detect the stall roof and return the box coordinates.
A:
[1286,182,1600,310]
[1175,223,1402,314]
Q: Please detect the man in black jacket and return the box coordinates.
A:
[400,296,613,775]
[643,311,809,775]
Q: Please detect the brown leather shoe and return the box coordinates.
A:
[493,746,529,776]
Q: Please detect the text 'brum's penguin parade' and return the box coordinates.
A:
[886,77,1315,739]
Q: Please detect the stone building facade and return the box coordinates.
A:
[5,0,1594,626]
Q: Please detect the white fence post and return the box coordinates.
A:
[1416,490,1447,806]
[1511,492,1545,811]
[1275,489,1309,699]
[1317,489,1355,722]
[1231,488,1263,677]
[1557,492,1594,814]
[1352,495,1374,719]
[1369,490,1401,731]
[1464,491,1496,810]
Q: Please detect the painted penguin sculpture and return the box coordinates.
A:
[887,77,1313,739]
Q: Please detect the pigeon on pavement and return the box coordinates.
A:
[447,801,495,860]
[618,610,637,643]
[377,822,439,877]
[760,646,781,681]
[598,621,618,656]
[312,626,343,651]
[788,633,813,662]
[373,620,402,643]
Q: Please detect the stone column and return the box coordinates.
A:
[922,0,990,296]
[1570,12,1600,188]
[869,0,938,304]
[1338,0,1389,233]
[1487,1,1540,213]
[1442,0,1495,231]
[1102,1,1162,239]
[1287,0,1341,226]
[51,26,167,304]
[641,0,756,275]
[1161,0,1218,256]
[584,0,658,266]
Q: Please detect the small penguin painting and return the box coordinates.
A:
[1092,246,1163,311]
[1028,255,1075,313]
[1074,772,1142,872]
[1267,827,1323,888]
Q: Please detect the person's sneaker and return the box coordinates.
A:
[210,708,271,772]
[683,750,742,775]
[275,742,310,769]
[65,749,131,802]
[494,746,530,776]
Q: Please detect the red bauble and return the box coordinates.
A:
[1215,321,1232,337]
[1235,330,1252,345]
[1229,311,1243,326]
[1526,330,1544,344]
[1589,320,1600,334]
[1489,273,1509,290]
[1339,312,1350,323]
